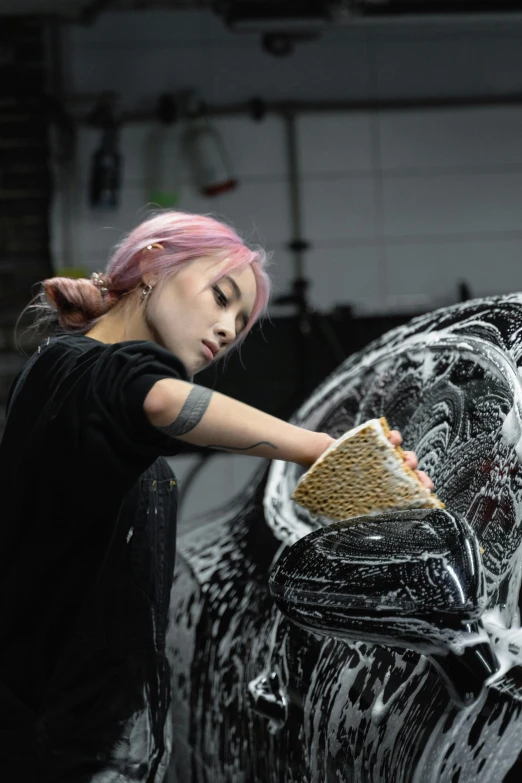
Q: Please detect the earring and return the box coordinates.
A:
[141,284,153,300]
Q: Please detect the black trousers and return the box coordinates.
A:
[0,646,173,783]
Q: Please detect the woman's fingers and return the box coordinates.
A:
[388,429,402,447]
[403,450,418,470]
[388,429,435,491]
[416,470,434,491]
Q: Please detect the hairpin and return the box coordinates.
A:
[90,272,109,295]
[146,243,164,251]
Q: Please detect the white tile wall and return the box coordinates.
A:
[379,108,522,171]
[70,46,213,107]
[207,116,287,179]
[55,9,522,521]
[205,37,372,104]
[265,248,304,303]
[299,113,375,175]
[218,180,290,246]
[385,238,522,305]
[305,245,386,313]
[302,177,378,243]
[372,37,489,99]
[382,173,522,238]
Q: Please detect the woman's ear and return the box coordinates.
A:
[138,250,161,287]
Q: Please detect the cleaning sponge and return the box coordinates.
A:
[291,417,445,521]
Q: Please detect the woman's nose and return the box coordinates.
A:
[215,321,236,343]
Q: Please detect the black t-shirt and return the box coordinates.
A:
[0,334,189,723]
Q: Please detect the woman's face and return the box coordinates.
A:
[142,256,258,377]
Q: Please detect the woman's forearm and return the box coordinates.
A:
[144,378,333,468]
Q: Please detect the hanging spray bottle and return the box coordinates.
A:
[147,93,182,208]
[180,89,238,197]
[88,92,121,210]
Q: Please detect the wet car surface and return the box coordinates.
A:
[166,293,522,783]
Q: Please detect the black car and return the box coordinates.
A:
[166,293,522,783]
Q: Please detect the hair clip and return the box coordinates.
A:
[90,271,109,295]
[146,243,164,251]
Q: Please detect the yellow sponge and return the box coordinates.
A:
[291,417,445,521]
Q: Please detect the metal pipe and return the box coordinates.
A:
[283,112,304,280]
[67,92,522,126]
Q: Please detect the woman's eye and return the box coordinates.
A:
[213,285,228,307]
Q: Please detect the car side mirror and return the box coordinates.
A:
[268,509,499,707]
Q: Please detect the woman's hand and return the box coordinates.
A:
[388,429,434,491]
[312,429,434,492]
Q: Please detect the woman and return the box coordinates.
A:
[0,211,432,781]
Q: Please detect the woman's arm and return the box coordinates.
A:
[144,378,434,489]
[143,378,334,468]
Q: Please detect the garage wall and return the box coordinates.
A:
[53,9,522,529]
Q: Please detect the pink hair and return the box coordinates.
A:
[106,211,271,344]
[33,211,272,347]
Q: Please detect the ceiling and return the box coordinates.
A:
[0,0,205,20]
[2,0,522,22]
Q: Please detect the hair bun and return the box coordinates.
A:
[42,276,113,331]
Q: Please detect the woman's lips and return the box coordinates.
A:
[202,343,214,361]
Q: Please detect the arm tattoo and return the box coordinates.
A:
[204,441,278,452]
[156,386,279,453]
[158,386,212,437]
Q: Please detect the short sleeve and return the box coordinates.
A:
[53,339,191,463]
